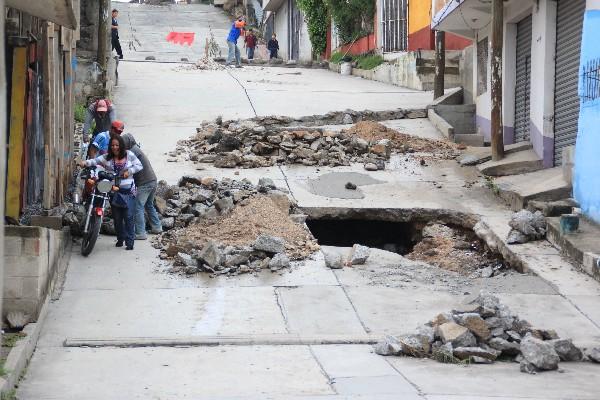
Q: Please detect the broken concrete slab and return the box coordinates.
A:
[495,167,572,211]
[477,149,543,177]
[458,142,533,166]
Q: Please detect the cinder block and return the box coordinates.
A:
[23,237,41,256]
[21,277,41,299]
[4,236,23,256]
[4,277,24,298]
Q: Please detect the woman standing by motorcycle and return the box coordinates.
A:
[80,134,143,250]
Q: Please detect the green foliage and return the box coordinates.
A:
[355,54,384,70]
[329,51,345,64]
[74,103,86,123]
[296,0,328,57]
[1,390,16,400]
[2,332,26,349]
[325,0,375,44]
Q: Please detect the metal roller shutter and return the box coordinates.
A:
[554,0,585,166]
[514,14,532,143]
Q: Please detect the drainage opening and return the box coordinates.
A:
[305,219,423,255]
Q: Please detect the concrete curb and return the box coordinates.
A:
[0,296,50,395]
[64,334,383,348]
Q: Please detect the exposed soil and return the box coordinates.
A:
[342,121,461,158]
[174,195,319,260]
[406,223,504,275]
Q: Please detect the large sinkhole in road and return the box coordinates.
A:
[304,211,508,275]
[306,219,422,255]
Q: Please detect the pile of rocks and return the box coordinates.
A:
[175,113,458,170]
[375,291,596,373]
[195,57,224,70]
[151,176,319,276]
[506,210,547,244]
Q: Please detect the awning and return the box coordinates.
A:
[263,0,285,12]
[431,0,492,40]
[7,0,77,30]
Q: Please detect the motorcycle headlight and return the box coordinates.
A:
[97,180,113,193]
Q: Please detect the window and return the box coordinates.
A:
[477,37,488,96]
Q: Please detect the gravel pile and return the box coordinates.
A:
[375,291,598,373]
[151,175,319,276]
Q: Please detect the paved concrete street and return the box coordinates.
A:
[17,3,600,399]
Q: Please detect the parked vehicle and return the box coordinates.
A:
[79,166,120,256]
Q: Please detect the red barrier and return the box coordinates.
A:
[166,32,195,46]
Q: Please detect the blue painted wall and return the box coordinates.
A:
[575,9,600,224]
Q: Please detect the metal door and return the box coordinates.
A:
[514,14,532,143]
[554,0,585,165]
[288,0,301,60]
[381,0,407,53]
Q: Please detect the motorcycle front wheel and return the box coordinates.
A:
[81,214,102,256]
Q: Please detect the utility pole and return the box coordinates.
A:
[491,0,504,160]
[0,0,6,332]
[434,30,445,99]
[97,0,109,93]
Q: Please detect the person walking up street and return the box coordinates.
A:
[80,135,143,250]
[244,28,257,60]
[83,98,116,141]
[112,9,124,59]
[226,16,245,68]
[121,133,163,240]
[268,33,279,60]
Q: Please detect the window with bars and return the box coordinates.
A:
[381,0,407,53]
[581,58,600,103]
[477,37,488,96]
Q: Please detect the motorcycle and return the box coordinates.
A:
[79,166,120,256]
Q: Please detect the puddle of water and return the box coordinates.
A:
[192,287,225,335]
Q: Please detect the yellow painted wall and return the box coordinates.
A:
[6,47,27,219]
[409,0,432,34]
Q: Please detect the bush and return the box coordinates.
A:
[355,54,384,70]
[329,51,346,64]
[74,103,86,123]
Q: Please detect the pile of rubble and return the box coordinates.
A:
[195,57,224,70]
[151,176,319,276]
[407,223,506,278]
[375,291,599,373]
[506,210,547,244]
[175,116,460,171]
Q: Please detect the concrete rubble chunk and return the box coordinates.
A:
[258,177,276,189]
[454,313,491,340]
[587,348,600,363]
[400,334,430,356]
[197,241,224,268]
[520,360,539,374]
[520,335,560,371]
[453,346,499,361]
[435,322,477,348]
[175,252,197,267]
[364,162,378,171]
[323,251,344,269]
[550,339,583,361]
[214,197,234,214]
[374,335,403,356]
[350,244,370,265]
[488,337,521,356]
[253,234,285,254]
[507,209,546,242]
[268,253,290,271]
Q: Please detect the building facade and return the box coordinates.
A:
[433,0,586,169]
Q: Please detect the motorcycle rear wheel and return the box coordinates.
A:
[81,214,101,256]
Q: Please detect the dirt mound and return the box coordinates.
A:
[406,223,504,276]
[175,195,318,260]
[343,121,460,155]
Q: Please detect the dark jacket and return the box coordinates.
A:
[121,133,157,186]
[83,101,116,137]
[267,39,279,52]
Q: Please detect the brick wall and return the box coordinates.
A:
[3,226,68,320]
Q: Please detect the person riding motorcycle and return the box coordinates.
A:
[80,134,143,250]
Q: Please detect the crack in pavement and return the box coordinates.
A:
[226,69,258,117]
[277,165,298,203]
[332,270,372,334]
[274,287,291,333]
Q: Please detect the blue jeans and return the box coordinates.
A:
[246,47,255,60]
[134,181,162,235]
[112,192,135,247]
[226,40,241,66]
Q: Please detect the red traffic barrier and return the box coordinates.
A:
[166,32,195,46]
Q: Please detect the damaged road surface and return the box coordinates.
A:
[17,3,600,400]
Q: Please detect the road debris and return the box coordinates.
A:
[506,210,547,244]
[374,291,585,374]
[407,223,506,276]
[151,176,318,276]
[174,112,460,170]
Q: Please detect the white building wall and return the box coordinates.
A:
[298,15,312,62]
[272,1,289,60]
